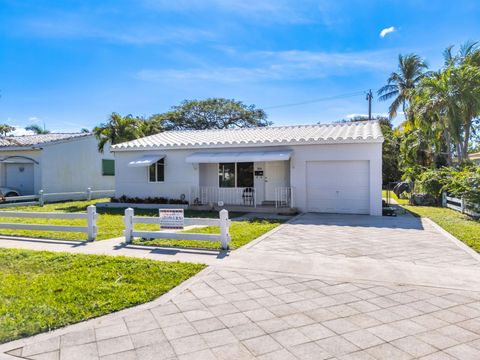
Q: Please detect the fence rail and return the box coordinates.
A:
[0,188,115,208]
[123,208,231,249]
[443,193,480,217]
[0,205,98,241]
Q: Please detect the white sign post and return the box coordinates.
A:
[159,209,185,229]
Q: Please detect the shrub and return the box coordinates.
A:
[110,195,188,205]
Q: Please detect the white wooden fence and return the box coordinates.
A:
[0,205,98,241]
[123,208,231,249]
[443,193,480,218]
[0,188,115,208]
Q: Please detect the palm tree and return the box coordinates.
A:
[378,54,429,120]
[0,124,15,137]
[93,113,141,152]
[411,69,462,165]
[25,124,50,134]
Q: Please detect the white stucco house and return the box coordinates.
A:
[111,121,384,215]
[0,133,115,197]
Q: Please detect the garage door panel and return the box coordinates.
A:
[306,161,370,214]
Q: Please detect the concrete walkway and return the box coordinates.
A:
[2,212,480,359]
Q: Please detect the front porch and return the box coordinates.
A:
[190,185,294,209]
[187,150,294,211]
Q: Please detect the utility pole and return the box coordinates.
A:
[366,89,373,120]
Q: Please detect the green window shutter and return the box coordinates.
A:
[102,159,115,176]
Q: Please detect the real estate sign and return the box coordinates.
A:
[159,209,184,229]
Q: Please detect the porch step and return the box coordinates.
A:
[189,205,298,215]
[261,201,276,206]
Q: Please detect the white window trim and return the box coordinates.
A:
[148,160,165,183]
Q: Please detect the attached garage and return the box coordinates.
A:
[306,160,370,214]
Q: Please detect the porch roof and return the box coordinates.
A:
[128,154,165,167]
[185,150,293,163]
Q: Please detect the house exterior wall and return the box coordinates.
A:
[40,136,115,194]
[114,142,382,215]
[114,149,198,200]
[288,143,382,216]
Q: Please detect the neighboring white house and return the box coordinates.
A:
[111,121,384,215]
[0,133,115,197]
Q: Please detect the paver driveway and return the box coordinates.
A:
[2,212,480,360]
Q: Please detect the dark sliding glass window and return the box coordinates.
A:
[219,163,235,187]
[237,162,254,187]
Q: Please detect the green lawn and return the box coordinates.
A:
[133,219,282,250]
[0,248,205,344]
[382,190,410,205]
[403,205,480,252]
[0,199,245,241]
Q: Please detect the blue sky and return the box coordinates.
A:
[0,0,479,133]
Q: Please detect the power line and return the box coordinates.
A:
[263,90,373,110]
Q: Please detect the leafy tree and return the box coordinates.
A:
[158,98,271,131]
[336,116,401,184]
[0,124,15,136]
[378,54,429,120]
[25,124,50,134]
[139,116,164,136]
[80,128,90,133]
[93,113,142,152]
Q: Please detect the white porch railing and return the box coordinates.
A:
[275,187,293,208]
[191,187,256,207]
[191,186,294,208]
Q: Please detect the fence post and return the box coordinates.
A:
[124,208,134,244]
[461,196,466,213]
[219,209,230,250]
[86,205,97,241]
[442,192,447,208]
[38,190,44,207]
[87,187,92,201]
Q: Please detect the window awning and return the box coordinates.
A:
[185,150,293,163]
[128,154,165,167]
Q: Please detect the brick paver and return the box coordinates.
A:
[7,269,480,360]
[3,213,480,359]
[251,213,480,267]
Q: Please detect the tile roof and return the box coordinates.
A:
[0,133,91,148]
[112,121,384,150]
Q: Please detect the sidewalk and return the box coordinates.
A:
[0,236,227,265]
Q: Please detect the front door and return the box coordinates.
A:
[5,163,35,195]
[265,161,288,200]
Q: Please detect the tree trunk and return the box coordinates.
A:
[444,130,453,166]
[462,120,471,162]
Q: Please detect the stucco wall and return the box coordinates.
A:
[40,136,115,193]
[114,142,382,215]
[289,143,382,216]
[114,149,198,201]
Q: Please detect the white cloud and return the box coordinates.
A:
[142,0,320,24]
[346,113,389,119]
[17,14,216,45]
[380,26,396,38]
[135,49,394,84]
[10,126,35,136]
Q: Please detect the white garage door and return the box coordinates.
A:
[306,160,370,214]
